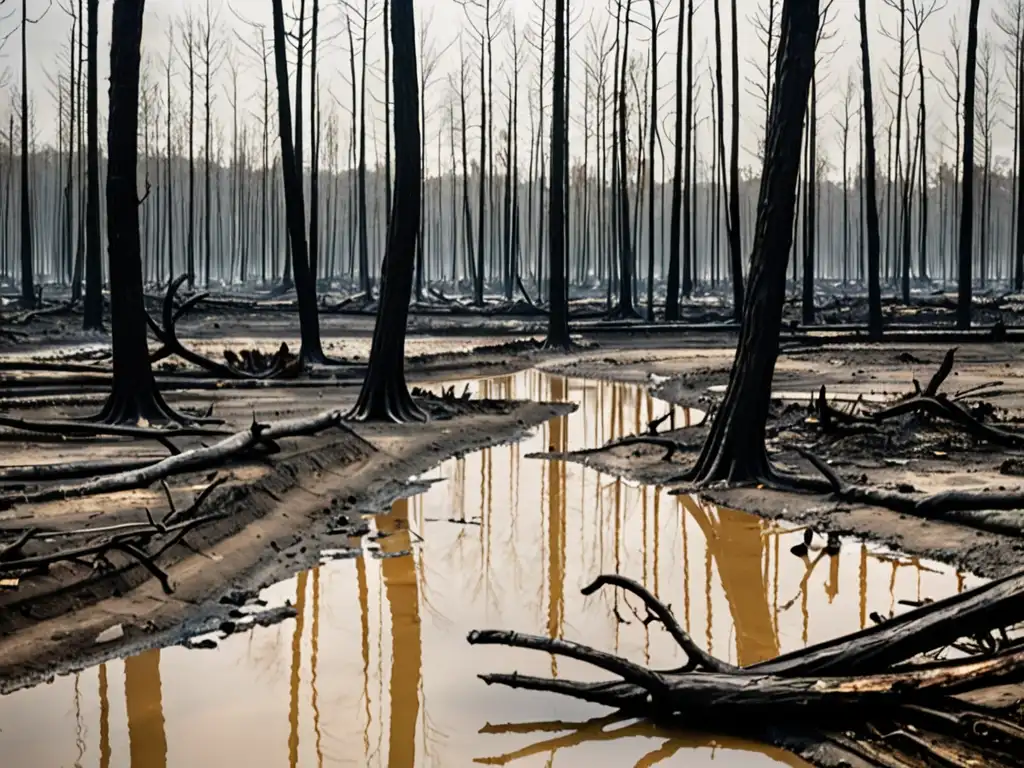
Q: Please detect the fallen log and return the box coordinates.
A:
[0,415,229,455]
[470,571,1024,766]
[0,409,365,509]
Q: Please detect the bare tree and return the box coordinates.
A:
[957,0,982,329]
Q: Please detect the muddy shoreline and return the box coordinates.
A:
[538,340,1024,581]
[0,349,573,692]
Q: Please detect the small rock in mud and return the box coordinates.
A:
[219,621,236,636]
[186,638,219,650]
[321,548,361,562]
[328,518,370,537]
[1000,458,1024,477]
[371,549,411,560]
[94,624,124,644]
[219,590,255,607]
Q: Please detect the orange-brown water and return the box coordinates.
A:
[0,371,982,767]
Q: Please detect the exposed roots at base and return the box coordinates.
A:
[347,381,428,424]
[90,386,197,428]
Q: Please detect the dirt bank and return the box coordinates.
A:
[0,337,572,691]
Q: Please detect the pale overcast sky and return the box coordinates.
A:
[7,0,1021,177]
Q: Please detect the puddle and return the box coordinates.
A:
[0,371,983,767]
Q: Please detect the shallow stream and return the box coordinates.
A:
[0,370,983,767]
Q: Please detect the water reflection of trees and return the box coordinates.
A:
[475,714,810,767]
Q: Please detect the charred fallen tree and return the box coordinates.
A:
[470,572,1024,767]
[0,409,372,508]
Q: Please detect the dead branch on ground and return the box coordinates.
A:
[470,571,1024,766]
[147,275,301,379]
[0,409,371,510]
[0,478,227,594]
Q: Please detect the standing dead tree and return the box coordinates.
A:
[271,0,326,363]
[957,0,982,329]
[685,0,819,484]
[348,0,425,422]
[97,0,186,426]
[83,0,102,329]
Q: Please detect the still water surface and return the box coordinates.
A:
[0,370,983,767]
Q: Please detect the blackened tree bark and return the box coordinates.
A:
[859,0,882,339]
[614,0,638,318]
[688,0,820,484]
[96,0,181,425]
[957,0,981,330]
[271,0,325,363]
[83,0,103,330]
[682,0,694,298]
[349,0,425,422]
[545,0,569,348]
[665,0,685,321]
[728,0,743,318]
[309,0,321,282]
[18,0,33,306]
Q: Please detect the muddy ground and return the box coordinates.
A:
[543,339,1024,582]
[4,301,1024,706]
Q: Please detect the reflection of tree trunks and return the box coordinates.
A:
[288,571,308,768]
[680,498,780,666]
[124,650,167,768]
[547,377,566,673]
[99,663,111,768]
[379,498,421,767]
[311,568,323,766]
[356,555,371,754]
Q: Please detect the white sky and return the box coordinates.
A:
[8,0,1023,177]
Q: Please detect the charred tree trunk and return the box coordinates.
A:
[682,0,694,298]
[82,0,104,330]
[689,0,820,484]
[956,0,981,330]
[665,0,685,321]
[97,0,181,425]
[545,0,569,348]
[349,0,424,423]
[728,0,743,318]
[271,0,324,363]
[18,0,33,306]
[859,0,882,339]
[615,0,637,318]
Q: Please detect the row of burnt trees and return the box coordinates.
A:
[0,0,1015,331]
[94,0,431,422]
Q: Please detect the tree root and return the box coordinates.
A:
[470,570,1024,765]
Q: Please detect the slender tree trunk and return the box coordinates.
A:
[349,0,424,422]
[546,0,569,347]
[98,0,180,424]
[18,0,33,306]
[83,0,103,329]
[666,0,685,320]
[728,0,743,317]
[957,0,981,330]
[271,0,324,362]
[690,0,820,484]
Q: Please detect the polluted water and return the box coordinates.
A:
[0,370,983,767]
